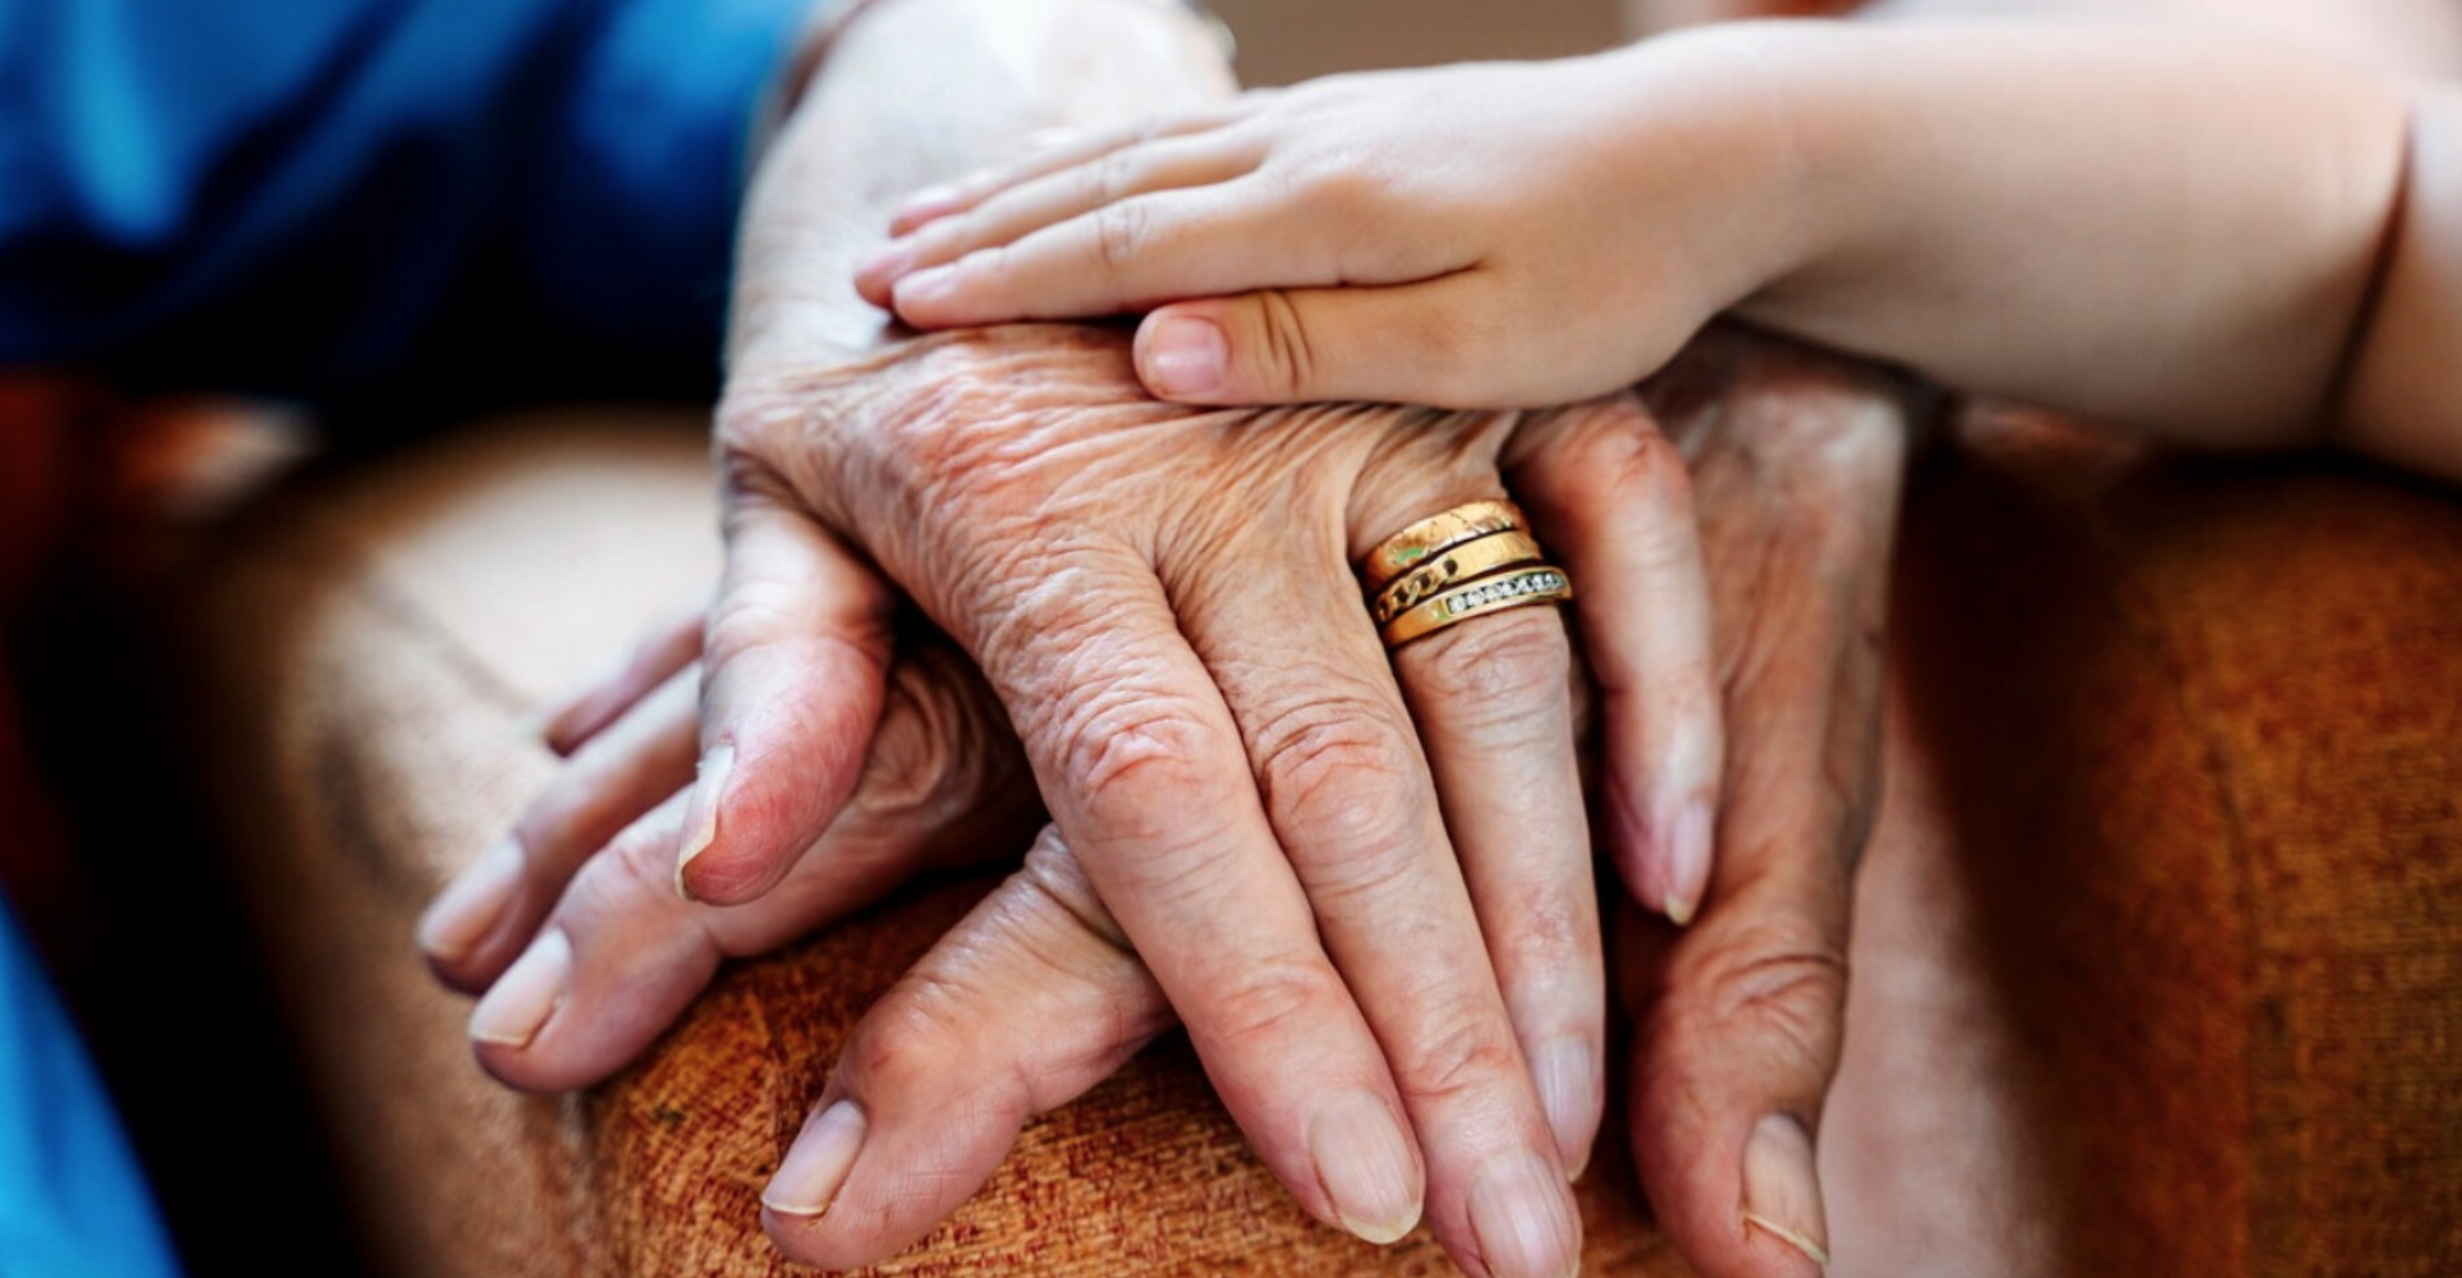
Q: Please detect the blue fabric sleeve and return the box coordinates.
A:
[0,0,813,395]
[0,900,184,1278]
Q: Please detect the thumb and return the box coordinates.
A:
[1622,858,1852,1277]
[1619,326,1909,1277]
[674,493,898,904]
[762,826,1174,1271]
[1134,279,1517,408]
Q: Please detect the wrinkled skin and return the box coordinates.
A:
[428,322,1911,1278]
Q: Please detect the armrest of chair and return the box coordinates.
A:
[1881,408,2462,1275]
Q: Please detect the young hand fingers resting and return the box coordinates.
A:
[860,41,1806,412]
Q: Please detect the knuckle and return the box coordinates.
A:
[1496,887,1589,987]
[1250,699,1424,870]
[1246,289,1320,398]
[846,967,984,1089]
[1058,697,1214,800]
[1205,959,1350,1053]
[1033,682,1233,866]
[1089,147,1140,206]
[1094,199,1152,274]
[1406,611,1570,720]
[1683,929,1850,1074]
[1390,1007,1525,1110]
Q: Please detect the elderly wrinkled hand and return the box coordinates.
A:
[705,304,1737,1276]
[421,322,1909,1278]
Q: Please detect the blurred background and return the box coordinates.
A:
[1216,0,1627,84]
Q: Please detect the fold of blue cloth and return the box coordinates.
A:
[0,898,183,1278]
[0,0,815,395]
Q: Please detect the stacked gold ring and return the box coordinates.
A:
[1360,500,1574,649]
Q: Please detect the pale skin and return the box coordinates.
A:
[857,17,2462,484]
[412,2,1921,1276]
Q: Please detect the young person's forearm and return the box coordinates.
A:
[1711,21,2409,448]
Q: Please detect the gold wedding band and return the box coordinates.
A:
[1370,528,1543,625]
[1380,566,1574,647]
[1359,499,1525,588]
[1359,500,1573,649]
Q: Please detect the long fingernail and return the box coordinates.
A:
[1741,1113,1830,1268]
[763,1097,868,1218]
[417,838,524,963]
[673,743,734,901]
[1529,1037,1602,1181]
[1306,1091,1422,1245]
[1138,315,1226,399]
[1467,1148,1582,1278]
[468,928,571,1049]
[1664,796,1713,927]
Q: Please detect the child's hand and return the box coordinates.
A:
[856,34,1807,409]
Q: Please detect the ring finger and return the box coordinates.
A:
[1368,506,1604,1177]
[1169,505,1584,1278]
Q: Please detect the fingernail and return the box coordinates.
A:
[417,838,523,963]
[1306,1091,1422,1245]
[893,265,957,310]
[1664,796,1713,927]
[468,928,571,1049]
[673,743,734,901]
[1741,1113,1830,1268]
[1529,1037,1602,1181]
[762,1098,868,1218]
[1467,1148,1583,1278]
[1139,315,1226,398]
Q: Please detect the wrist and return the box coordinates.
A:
[1600,23,1848,323]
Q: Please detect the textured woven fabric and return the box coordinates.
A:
[1887,408,2462,1276]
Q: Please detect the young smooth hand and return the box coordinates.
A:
[855,31,1806,410]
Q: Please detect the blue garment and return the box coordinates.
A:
[0,900,182,1278]
[0,2,820,1273]
[0,0,811,394]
